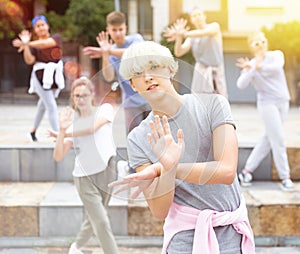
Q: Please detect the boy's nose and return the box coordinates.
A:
[144,72,154,82]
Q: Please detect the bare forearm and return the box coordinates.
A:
[176,161,236,185]
[237,69,255,89]
[28,38,56,49]
[174,36,187,57]
[23,45,35,65]
[102,54,115,82]
[185,29,211,38]
[176,126,238,185]
[66,127,95,137]
[65,118,108,137]
[109,48,125,58]
[144,168,176,219]
[53,130,68,162]
[185,23,219,38]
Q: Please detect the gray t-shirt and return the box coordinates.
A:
[191,36,223,67]
[127,94,242,254]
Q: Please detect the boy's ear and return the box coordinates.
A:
[169,68,175,78]
[130,80,136,91]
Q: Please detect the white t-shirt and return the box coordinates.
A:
[69,104,116,177]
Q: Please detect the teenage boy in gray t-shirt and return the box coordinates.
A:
[109,41,255,254]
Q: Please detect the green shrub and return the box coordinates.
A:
[262,20,300,61]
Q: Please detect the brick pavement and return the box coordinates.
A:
[1,246,300,253]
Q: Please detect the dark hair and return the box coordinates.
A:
[106,11,126,26]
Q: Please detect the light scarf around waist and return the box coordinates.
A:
[161,196,255,254]
[29,60,65,97]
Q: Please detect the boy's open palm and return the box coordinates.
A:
[108,115,184,199]
[148,115,184,171]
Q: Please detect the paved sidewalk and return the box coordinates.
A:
[1,246,300,253]
[0,235,300,254]
[0,103,300,253]
[0,103,300,147]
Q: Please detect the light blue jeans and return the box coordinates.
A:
[32,78,59,131]
[245,101,290,180]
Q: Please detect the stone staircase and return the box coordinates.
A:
[0,144,299,247]
[0,103,299,247]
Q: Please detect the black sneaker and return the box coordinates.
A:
[29,131,38,142]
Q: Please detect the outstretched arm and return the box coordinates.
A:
[12,30,35,64]
[142,115,184,218]
[96,31,115,82]
[185,22,220,38]
[82,46,103,59]
[48,116,110,138]
[53,107,73,162]
[110,123,237,218]
[236,57,255,89]
[258,50,285,73]
[12,30,58,65]
[110,115,184,219]
[163,19,191,57]
[176,123,237,185]
[67,116,109,137]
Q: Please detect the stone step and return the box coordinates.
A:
[0,181,299,242]
[0,145,299,182]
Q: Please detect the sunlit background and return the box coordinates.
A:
[1,0,300,103]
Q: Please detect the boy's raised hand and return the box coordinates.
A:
[148,115,184,171]
[108,115,184,199]
[96,31,112,54]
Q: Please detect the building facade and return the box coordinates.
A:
[2,0,300,103]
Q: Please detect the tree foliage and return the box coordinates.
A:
[160,13,195,65]
[0,0,31,39]
[47,0,114,46]
[262,20,300,61]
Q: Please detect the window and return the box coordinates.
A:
[246,0,283,9]
[138,0,153,40]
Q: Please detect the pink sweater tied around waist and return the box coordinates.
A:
[161,196,255,254]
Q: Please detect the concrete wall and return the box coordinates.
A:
[228,0,300,32]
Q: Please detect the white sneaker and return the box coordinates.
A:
[117,160,130,178]
[280,179,294,192]
[238,170,253,187]
[68,242,83,254]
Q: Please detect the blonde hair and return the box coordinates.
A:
[247,31,267,46]
[190,6,205,15]
[119,41,178,80]
[70,77,95,112]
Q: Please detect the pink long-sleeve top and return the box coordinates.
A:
[161,197,255,254]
